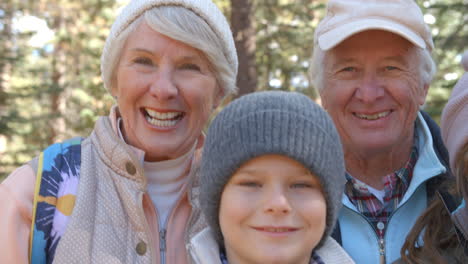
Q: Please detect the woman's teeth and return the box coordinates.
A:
[145,108,183,127]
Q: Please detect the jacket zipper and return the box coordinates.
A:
[344,207,383,262]
[343,187,427,264]
[160,228,167,264]
[343,170,445,263]
[379,238,385,264]
[148,148,200,264]
[158,181,192,264]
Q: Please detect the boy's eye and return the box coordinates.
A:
[134,57,153,66]
[291,182,313,189]
[239,181,261,188]
[180,63,201,71]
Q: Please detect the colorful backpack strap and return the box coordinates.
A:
[29,137,83,264]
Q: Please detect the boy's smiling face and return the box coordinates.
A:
[219,154,327,264]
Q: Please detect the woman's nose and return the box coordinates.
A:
[149,69,178,100]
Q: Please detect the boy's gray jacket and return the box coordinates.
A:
[187,227,355,264]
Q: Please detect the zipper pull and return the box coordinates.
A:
[160,229,167,252]
[379,238,386,264]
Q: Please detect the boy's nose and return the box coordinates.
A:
[264,189,292,214]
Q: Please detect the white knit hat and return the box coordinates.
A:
[100,0,238,94]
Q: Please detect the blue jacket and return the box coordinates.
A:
[335,112,452,264]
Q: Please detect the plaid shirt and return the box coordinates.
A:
[345,145,419,239]
[220,249,325,264]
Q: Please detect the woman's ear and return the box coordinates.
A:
[213,87,225,109]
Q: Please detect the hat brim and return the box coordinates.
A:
[318,18,426,51]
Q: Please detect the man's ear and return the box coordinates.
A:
[418,83,429,106]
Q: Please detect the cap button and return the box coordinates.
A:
[125,162,136,175]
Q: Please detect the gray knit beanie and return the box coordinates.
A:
[199,91,346,249]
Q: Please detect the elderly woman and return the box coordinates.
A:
[0,0,237,263]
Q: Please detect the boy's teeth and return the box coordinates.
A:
[264,227,290,232]
[355,111,390,120]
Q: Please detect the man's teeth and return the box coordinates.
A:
[355,111,390,120]
[145,109,183,127]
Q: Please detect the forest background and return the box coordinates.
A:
[0,0,467,179]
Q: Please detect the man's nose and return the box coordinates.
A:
[355,72,385,103]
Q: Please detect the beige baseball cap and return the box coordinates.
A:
[315,0,434,51]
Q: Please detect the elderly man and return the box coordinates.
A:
[310,0,453,263]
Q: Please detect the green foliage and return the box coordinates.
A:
[0,0,119,179]
[416,0,468,122]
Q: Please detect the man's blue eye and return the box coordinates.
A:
[385,66,399,71]
[341,67,356,72]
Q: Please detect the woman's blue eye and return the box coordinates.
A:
[181,63,201,71]
[134,57,153,65]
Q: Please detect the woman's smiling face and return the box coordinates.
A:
[114,22,220,161]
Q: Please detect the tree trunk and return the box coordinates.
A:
[230,0,257,97]
[48,13,66,144]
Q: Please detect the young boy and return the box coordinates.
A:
[187,91,354,264]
